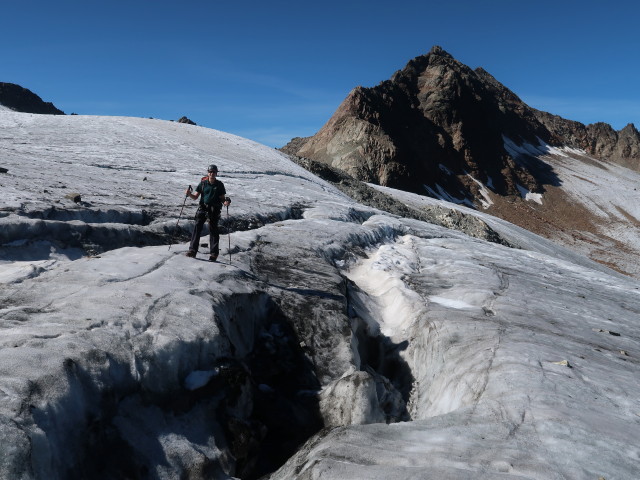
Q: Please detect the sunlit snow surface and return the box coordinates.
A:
[1,111,639,479]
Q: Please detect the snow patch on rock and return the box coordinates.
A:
[516,183,543,204]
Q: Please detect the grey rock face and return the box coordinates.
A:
[614,123,640,169]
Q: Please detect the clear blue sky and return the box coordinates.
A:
[2,0,638,147]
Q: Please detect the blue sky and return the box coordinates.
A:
[2,1,638,147]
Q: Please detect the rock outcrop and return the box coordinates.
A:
[0,83,64,115]
[177,116,197,125]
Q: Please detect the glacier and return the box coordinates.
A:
[0,110,639,479]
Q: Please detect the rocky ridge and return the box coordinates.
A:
[534,111,640,170]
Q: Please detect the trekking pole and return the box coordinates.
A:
[168,185,191,251]
[226,203,231,264]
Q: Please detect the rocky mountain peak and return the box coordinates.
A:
[290,47,546,200]
[0,83,64,115]
[284,47,640,206]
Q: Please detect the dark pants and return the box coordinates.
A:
[189,205,221,256]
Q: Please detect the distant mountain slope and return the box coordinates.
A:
[0,82,65,114]
[282,46,640,276]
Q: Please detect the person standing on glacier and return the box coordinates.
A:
[185,164,230,261]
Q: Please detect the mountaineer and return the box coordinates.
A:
[185,164,230,261]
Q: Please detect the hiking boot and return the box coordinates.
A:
[186,250,196,258]
[209,254,218,262]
